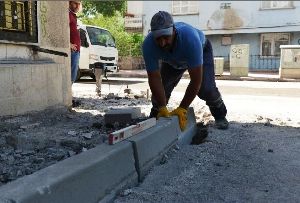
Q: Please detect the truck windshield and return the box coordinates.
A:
[86,27,116,47]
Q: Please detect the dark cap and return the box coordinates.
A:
[150,11,174,38]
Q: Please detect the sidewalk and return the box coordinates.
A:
[110,69,300,82]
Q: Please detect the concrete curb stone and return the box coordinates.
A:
[177,107,197,145]
[0,142,138,203]
[0,109,198,203]
[128,116,179,181]
[104,107,142,125]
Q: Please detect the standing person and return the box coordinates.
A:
[142,11,229,131]
[69,0,81,83]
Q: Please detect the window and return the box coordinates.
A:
[261,1,293,9]
[86,27,116,47]
[261,33,290,56]
[220,3,231,9]
[0,1,37,43]
[172,1,198,15]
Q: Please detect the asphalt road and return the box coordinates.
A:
[76,77,300,122]
[77,76,300,97]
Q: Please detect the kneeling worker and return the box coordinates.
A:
[142,11,229,131]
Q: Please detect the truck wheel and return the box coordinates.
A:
[76,69,81,81]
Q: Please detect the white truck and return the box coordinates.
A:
[77,24,118,80]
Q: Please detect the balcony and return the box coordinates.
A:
[124,15,143,33]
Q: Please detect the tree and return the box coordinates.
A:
[82,0,126,17]
[81,12,143,56]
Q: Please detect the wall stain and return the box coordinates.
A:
[224,9,243,29]
[207,8,243,30]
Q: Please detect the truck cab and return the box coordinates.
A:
[77,24,118,80]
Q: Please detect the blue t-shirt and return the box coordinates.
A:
[142,22,206,72]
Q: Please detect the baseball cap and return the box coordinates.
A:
[69,0,81,4]
[150,11,174,38]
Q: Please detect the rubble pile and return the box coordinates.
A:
[0,93,151,186]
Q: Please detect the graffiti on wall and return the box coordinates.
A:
[231,47,244,59]
[40,2,49,39]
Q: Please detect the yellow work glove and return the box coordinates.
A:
[171,107,188,131]
[157,106,170,119]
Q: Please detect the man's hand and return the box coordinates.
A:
[157,106,170,119]
[70,43,78,52]
[171,107,188,131]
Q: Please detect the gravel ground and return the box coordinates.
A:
[0,91,151,186]
[1,78,299,203]
[0,78,200,187]
[114,113,300,203]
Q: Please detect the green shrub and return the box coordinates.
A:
[81,12,143,57]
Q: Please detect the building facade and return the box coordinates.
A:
[0,1,71,116]
[126,1,300,71]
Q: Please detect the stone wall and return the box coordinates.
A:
[118,56,145,70]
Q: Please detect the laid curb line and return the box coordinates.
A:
[0,143,138,203]
[0,108,197,203]
[129,116,179,182]
[178,108,197,145]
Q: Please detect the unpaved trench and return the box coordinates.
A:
[0,88,151,186]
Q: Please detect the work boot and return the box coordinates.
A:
[215,117,229,130]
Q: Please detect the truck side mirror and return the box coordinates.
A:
[79,29,89,48]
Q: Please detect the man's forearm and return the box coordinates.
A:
[148,71,167,108]
[179,81,200,109]
[179,67,203,109]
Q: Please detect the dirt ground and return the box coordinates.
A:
[0,87,151,186]
[115,118,300,202]
[112,79,300,203]
[1,77,300,202]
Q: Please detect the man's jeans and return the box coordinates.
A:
[71,51,80,83]
[150,39,227,120]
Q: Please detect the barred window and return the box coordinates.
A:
[172,1,198,15]
[261,33,290,56]
[0,1,37,43]
[261,1,294,9]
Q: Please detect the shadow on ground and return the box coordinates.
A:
[75,77,146,85]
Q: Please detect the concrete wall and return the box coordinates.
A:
[0,2,71,116]
[118,56,145,70]
[207,33,281,70]
[142,1,300,35]
[199,1,300,34]
[139,1,300,71]
[127,1,143,15]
